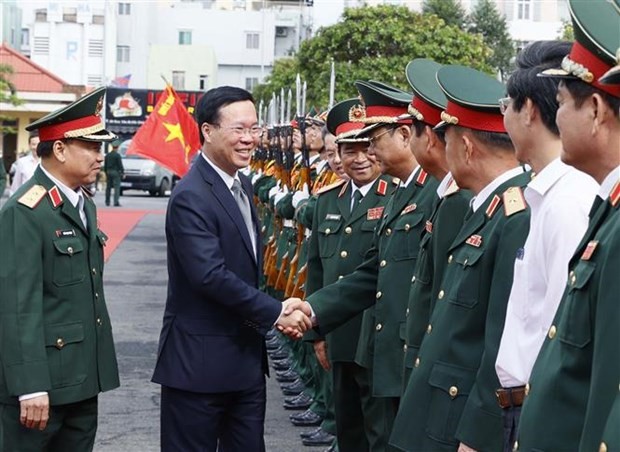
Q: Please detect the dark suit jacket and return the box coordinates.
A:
[152,156,282,393]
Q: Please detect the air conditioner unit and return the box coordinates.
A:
[275,26,288,37]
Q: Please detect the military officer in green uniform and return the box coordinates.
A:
[389,66,531,452]
[289,80,440,440]
[0,86,120,451]
[306,98,395,452]
[104,139,124,207]
[517,1,620,450]
[0,159,6,197]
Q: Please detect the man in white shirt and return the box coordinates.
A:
[494,40,599,452]
[8,133,40,196]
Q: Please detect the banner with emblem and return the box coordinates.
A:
[126,85,200,177]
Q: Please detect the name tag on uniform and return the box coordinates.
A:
[581,241,598,261]
[56,229,77,238]
[326,214,341,221]
[401,203,417,215]
[465,234,482,247]
[367,207,384,220]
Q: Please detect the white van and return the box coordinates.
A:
[118,139,176,197]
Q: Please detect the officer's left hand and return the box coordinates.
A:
[313,340,331,370]
[458,442,477,452]
[20,394,49,430]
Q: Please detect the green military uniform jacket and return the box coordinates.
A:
[104,150,124,175]
[600,389,620,451]
[306,176,393,362]
[519,182,620,452]
[390,170,531,451]
[0,167,120,406]
[0,161,6,196]
[307,167,439,397]
[402,180,472,387]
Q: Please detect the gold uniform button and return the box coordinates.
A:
[345,226,352,234]
[340,251,348,258]
[376,323,382,331]
[411,276,416,283]
[325,228,331,235]
[569,270,575,278]
[463,258,468,265]
[426,324,432,334]
[406,308,410,316]
[414,357,420,367]
[403,344,407,352]
[261,225,266,233]
[386,228,392,236]
[525,383,530,396]
[97,318,102,326]
[570,274,577,285]
[95,292,99,299]
[438,290,445,300]
[448,255,453,263]
[548,325,557,339]
[599,442,607,452]
[55,338,65,349]
[404,224,410,231]
[513,441,519,452]
[376,291,382,299]
[92,268,97,275]
[380,260,387,267]
[338,275,344,280]
[449,386,458,398]
[67,246,74,255]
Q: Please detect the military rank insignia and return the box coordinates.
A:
[580,240,598,261]
[376,179,388,196]
[48,186,64,208]
[466,234,483,247]
[486,195,501,218]
[610,181,620,207]
[367,207,384,220]
[503,187,527,216]
[416,170,428,185]
[401,203,417,215]
[17,185,47,209]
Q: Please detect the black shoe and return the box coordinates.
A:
[114,203,121,207]
[105,202,110,206]
[266,336,281,350]
[290,409,323,427]
[323,440,338,452]
[276,368,299,383]
[300,426,322,439]
[271,358,292,371]
[269,348,290,361]
[281,378,305,396]
[283,392,312,410]
[301,428,335,445]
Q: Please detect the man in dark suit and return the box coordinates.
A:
[151,86,311,452]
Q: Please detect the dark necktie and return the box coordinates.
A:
[232,179,256,257]
[351,189,363,213]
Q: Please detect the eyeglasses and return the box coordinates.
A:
[368,126,396,147]
[498,97,512,115]
[211,123,262,138]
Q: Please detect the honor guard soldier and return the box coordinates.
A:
[518,0,620,450]
[0,87,120,451]
[391,65,531,452]
[301,80,440,439]
[305,99,395,451]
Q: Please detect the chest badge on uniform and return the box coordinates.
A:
[55,229,76,238]
[326,214,341,221]
[466,234,483,247]
[401,203,417,215]
[367,206,384,220]
[580,240,598,261]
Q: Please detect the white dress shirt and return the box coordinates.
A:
[495,159,599,387]
[349,178,377,208]
[9,152,39,196]
[436,172,454,199]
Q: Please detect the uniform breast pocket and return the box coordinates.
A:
[558,261,595,348]
[445,247,484,309]
[391,212,424,261]
[317,219,343,258]
[45,322,87,388]
[52,238,86,287]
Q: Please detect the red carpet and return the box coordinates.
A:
[97,209,165,261]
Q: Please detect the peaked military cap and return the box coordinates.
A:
[326,98,370,144]
[539,0,620,98]
[600,48,620,86]
[405,58,447,127]
[353,80,413,136]
[26,86,116,142]
[435,65,506,133]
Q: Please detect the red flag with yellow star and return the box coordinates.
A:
[126,85,200,177]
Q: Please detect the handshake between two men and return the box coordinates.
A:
[274,298,314,339]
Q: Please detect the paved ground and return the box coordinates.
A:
[86,190,320,451]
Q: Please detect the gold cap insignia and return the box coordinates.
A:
[349,104,366,122]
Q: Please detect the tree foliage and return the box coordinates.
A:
[422,0,467,29]
[0,64,21,134]
[557,20,574,41]
[254,5,492,113]
[468,0,514,79]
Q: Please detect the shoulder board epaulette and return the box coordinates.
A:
[610,180,620,208]
[376,179,388,196]
[416,169,428,185]
[316,179,347,196]
[485,194,501,218]
[443,178,460,197]
[392,177,401,185]
[18,185,47,209]
[503,186,527,216]
[48,186,64,208]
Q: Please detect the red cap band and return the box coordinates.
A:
[335,122,364,136]
[444,101,506,133]
[38,115,103,141]
[411,97,443,126]
[569,42,620,98]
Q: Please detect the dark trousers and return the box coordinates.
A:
[105,171,121,206]
[502,405,521,452]
[160,383,267,452]
[0,397,98,452]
